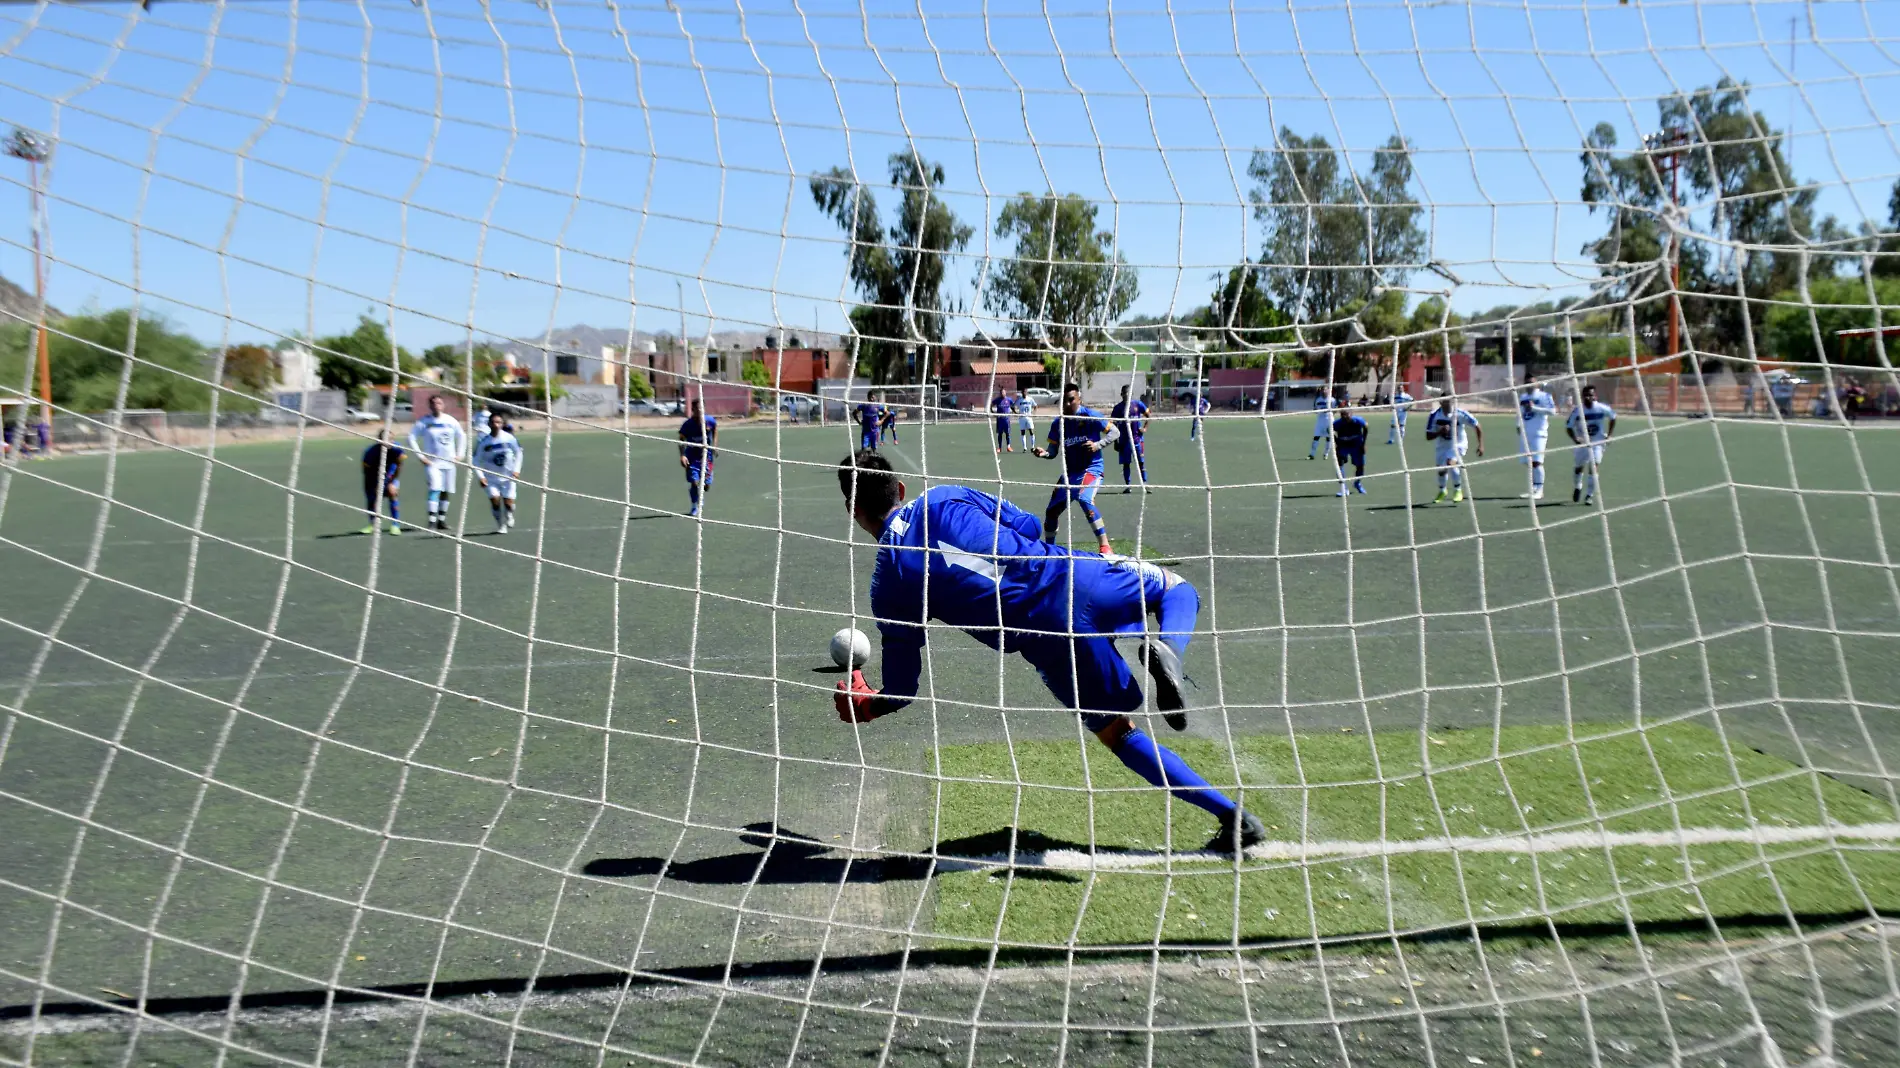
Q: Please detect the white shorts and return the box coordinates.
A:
[1573,443,1605,468]
[1434,444,1467,467]
[425,462,457,495]
[1313,414,1332,435]
[482,474,516,500]
[1018,418,1034,432]
[1519,428,1550,464]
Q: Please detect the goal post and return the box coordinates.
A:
[1,2,1898,1066]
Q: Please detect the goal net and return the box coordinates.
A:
[2,1,1898,1065]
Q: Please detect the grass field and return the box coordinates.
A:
[2,407,1898,1065]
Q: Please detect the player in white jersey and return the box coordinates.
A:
[473,411,524,533]
[1515,375,1558,501]
[1307,389,1335,459]
[1423,396,1484,504]
[407,394,468,532]
[1016,391,1037,451]
[1386,387,1413,444]
[1565,384,1617,505]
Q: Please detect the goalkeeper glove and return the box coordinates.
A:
[834,670,884,723]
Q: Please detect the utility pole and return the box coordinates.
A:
[6,127,52,444]
[1643,126,1691,363]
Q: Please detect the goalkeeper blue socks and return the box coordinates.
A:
[1111,728,1238,820]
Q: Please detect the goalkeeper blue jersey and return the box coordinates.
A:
[869,485,1129,699]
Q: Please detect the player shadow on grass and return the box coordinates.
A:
[579,822,1083,886]
[1364,495,1521,512]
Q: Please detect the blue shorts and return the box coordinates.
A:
[1337,446,1365,467]
[1115,437,1145,463]
[1018,556,1188,729]
[685,462,713,486]
[1049,469,1103,509]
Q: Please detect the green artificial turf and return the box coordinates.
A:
[929,722,1900,948]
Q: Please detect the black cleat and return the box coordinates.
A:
[1572,486,1582,503]
[1137,639,1188,714]
[1163,711,1188,732]
[1205,810,1267,855]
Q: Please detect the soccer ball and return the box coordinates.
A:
[830,628,871,670]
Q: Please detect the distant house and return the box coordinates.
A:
[752,337,851,395]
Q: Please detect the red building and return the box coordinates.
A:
[753,347,850,395]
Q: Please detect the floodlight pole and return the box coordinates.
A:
[6,128,52,444]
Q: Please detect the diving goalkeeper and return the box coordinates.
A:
[831,449,1266,854]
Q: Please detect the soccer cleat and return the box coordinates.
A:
[1531,488,1544,501]
[1336,486,1347,497]
[506,512,516,528]
[1123,487,1132,494]
[1136,639,1189,714]
[1573,486,1582,503]
[1432,489,1448,504]
[1583,494,1594,506]
[388,524,403,535]
[1354,481,1366,495]
[1451,487,1464,504]
[358,524,377,535]
[1204,809,1268,856]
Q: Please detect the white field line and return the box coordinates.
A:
[959,822,1900,872]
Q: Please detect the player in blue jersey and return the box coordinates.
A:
[1033,382,1119,555]
[855,395,883,453]
[880,401,900,444]
[678,399,718,517]
[1565,384,1617,505]
[990,392,1016,453]
[831,450,1268,854]
[1332,408,1370,496]
[1307,389,1336,460]
[1110,385,1151,493]
[1386,387,1413,444]
[1189,393,1210,440]
[358,429,404,534]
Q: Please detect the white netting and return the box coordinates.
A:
[2,1,1899,1066]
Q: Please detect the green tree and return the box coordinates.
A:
[625,366,654,401]
[1763,276,1900,366]
[1247,131,1426,322]
[1871,178,1900,278]
[809,151,972,382]
[1196,262,1291,352]
[740,357,774,404]
[314,315,420,404]
[985,192,1140,370]
[0,309,234,411]
[1581,79,1841,354]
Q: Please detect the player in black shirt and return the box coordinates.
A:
[360,429,404,534]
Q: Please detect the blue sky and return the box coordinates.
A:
[0,0,1895,352]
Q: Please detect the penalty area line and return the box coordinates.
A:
[954,822,1900,871]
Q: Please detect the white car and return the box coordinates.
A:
[345,407,382,423]
[1023,387,1060,406]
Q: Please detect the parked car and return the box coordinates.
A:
[622,398,677,416]
[1173,378,1209,402]
[1022,386,1060,407]
[779,394,818,420]
[345,407,382,423]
